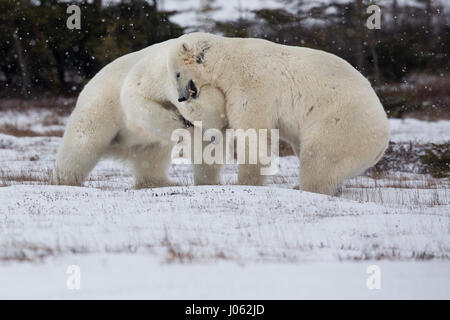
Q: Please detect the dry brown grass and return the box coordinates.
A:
[161,228,230,263]
[338,248,441,261]
[405,73,450,120]
[161,229,195,263]
[354,174,447,190]
[0,169,52,186]
[377,73,450,120]
[41,113,64,127]
[0,123,63,137]
[0,96,76,116]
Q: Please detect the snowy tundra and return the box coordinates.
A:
[0,105,448,298]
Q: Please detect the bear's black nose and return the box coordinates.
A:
[178,96,187,102]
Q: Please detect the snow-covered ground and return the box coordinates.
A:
[1,255,449,299]
[389,118,450,143]
[0,108,448,299]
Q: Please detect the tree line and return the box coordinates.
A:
[1,0,448,98]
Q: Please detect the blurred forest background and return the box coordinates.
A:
[0,0,449,119]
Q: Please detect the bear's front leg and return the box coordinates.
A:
[121,91,185,142]
[53,136,103,186]
[192,127,225,185]
[235,130,273,186]
[129,142,177,189]
[226,93,276,186]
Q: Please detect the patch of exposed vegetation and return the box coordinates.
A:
[368,141,424,175]
[420,143,450,178]
[377,89,423,119]
[376,74,450,120]
[0,124,63,137]
[0,169,52,187]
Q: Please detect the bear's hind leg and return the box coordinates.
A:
[52,112,119,186]
[129,143,175,189]
[299,167,341,196]
[298,148,349,196]
[297,110,388,196]
[53,142,112,186]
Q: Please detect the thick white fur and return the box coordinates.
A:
[168,33,390,195]
[53,39,226,188]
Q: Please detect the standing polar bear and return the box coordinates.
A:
[53,39,226,188]
[169,33,390,195]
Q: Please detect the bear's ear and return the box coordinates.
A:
[181,43,191,53]
[179,42,195,64]
[194,41,211,65]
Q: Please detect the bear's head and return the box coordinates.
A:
[167,33,217,104]
[167,33,227,129]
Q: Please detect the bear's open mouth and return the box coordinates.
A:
[178,79,198,102]
[188,79,198,98]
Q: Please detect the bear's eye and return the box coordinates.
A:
[176,72,180,79]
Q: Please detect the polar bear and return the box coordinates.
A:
[168,32,390,195]
[53,39,227,188]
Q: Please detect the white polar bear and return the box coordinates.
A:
[53,39,227,188]
[168,32,390,195]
